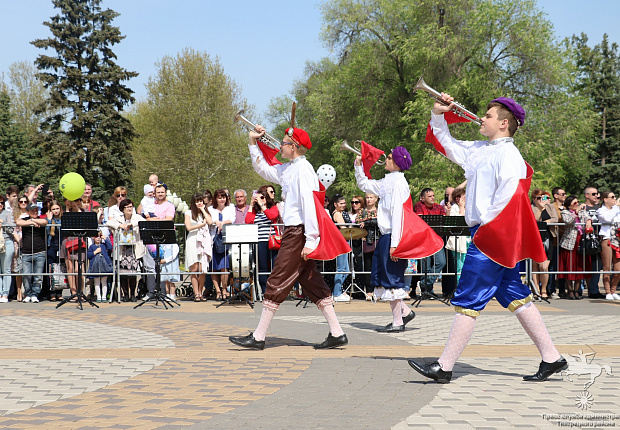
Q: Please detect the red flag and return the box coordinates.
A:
[392,196,444,259]
[473,163,547,268]
[257,141,282,166]
[308,183,352,261]
[360,140,385,179]
[425,111,471,156]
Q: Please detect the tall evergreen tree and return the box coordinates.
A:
[574,34,620,191]
[0,92,39,191]
[31,0,137,201]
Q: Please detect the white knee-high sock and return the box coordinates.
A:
[438,313,477,371]
[318,301,344,337]
[515,302,561,363]
[101,276,107,299]
[94,278,101,299]
[390,300,404,326]
[253,299,279,341]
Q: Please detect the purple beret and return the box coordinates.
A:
[491,97,525,127]
[391,146,412,171]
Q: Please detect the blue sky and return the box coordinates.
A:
[1,0,619,120]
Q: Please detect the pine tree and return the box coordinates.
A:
[575,34,620,191]
[0,92,39,191]
[31,0,137,201]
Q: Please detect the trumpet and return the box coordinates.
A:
[234,109,281,150]
[414,76,482,126]
[339,140,386,165]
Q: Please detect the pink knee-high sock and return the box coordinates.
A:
[438,313,477,371]
[390,300,404,326]
[253,300,279,341]
[317,298,344,337]
[400,300,411,317]
[515,303,561,363]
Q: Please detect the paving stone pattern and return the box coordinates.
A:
[0,299,617,429]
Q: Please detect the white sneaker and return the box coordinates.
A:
[612,293,620,300]
[334,294,351,302]
[606,294,614,300]
[23,296,31,303]
[31,297,39,303]
[0,297,8,303]
[142,294,152,301]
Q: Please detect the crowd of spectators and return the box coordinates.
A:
[0,176,618,304]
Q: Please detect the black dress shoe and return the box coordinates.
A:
[229,333,265,350]
[589,292,605,299]
[408,360,452,383]
[403,311,416,326]
[313,333,348,349]
[523,357,568,381]
[375,324,405,333]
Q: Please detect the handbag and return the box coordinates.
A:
[577,232,601,256]
[268,232,282,250]
[0,228,5,254]
[65,238,86,253]
[213,212,226,253]
[51,262,67,291]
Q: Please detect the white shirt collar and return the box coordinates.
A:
[487,137,513,146]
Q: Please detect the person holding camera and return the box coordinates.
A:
[245,186,281,295]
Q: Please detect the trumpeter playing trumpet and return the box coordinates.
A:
[408,87,567,383]
[229,108,351,351]
[352,143,443,332]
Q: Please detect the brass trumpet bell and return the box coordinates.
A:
[234,109,281,150]
[339,140,386,165]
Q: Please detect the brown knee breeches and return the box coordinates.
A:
[265,225,332,304]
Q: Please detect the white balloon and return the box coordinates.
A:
[316,164,337,190]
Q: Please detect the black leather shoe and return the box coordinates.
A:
[229,333,265,350]
[408,360,452,383]
[589,292,605,299]
[313,333,348,349]
[403,311,416,326]
[376,324,405,333]
[523,357,568,381]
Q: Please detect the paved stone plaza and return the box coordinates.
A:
[0,295,618,429]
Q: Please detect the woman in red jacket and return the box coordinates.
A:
[245,185,280,294]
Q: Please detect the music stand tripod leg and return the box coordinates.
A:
[56,242,99,310]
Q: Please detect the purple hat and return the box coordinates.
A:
[491,97,525,127]
[391,146,412,171]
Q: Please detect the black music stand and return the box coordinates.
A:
[217,224,257,309]
[413,215,468,307]
[56,212,99,310]
[134,221,179,309]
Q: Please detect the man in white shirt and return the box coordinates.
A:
[229,125,348,350]
[408,94,566,384]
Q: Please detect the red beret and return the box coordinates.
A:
[285,127,312,149]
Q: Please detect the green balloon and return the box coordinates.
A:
[59,172,86,201]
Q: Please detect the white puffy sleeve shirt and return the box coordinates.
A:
[354,165,410,248]
[249,145,320,250]
[430,112,526,227]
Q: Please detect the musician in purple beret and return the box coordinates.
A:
[409,94,567,384]
[354,146,417,333]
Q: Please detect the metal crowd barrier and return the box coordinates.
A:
[4,219,615,300]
